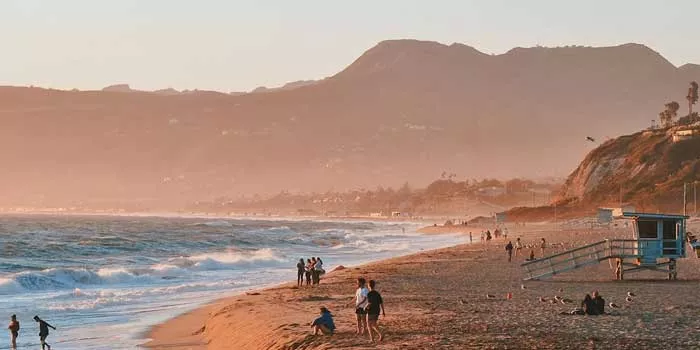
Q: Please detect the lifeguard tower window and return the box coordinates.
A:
[637,220,658,239]
[663,220,677,239]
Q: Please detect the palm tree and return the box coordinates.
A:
[688,81,699,116]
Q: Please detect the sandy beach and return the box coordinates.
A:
[145,224,700,349]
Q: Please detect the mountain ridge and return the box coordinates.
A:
[0,40,698,210]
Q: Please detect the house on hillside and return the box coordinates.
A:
[672,125,700,143]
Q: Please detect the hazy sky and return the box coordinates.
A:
[2,0,698,92]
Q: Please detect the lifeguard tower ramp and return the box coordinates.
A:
[522,213,688,281]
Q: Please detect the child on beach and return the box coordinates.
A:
[34,316,56,350]
[8,314,19,349]
[365,280,385,342]
[311,307,336,335]
[348,278,369,335]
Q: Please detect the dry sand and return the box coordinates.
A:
[145,224,700,349]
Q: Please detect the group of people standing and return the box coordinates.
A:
[310,277,386,343]
[297,257,325,287]
[505,237,547,262]
[7,315,55,350]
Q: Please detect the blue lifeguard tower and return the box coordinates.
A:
[522,212,689,280]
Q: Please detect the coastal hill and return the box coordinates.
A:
[508,123,700,220]
[0,40,699,209]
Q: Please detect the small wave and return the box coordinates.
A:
[187,248,283,270]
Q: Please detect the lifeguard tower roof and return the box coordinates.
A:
[622,212,689,220]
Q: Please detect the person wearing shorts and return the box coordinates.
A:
[34,316,55,350]
[349,277,369,335]
[365,280,385,342]
[8,314,19,349]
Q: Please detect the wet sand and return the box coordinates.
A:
[145,225,700,349]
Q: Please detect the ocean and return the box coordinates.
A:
[0,215,464,349]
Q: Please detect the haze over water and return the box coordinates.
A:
[0,215,463,349]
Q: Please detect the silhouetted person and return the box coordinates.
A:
[297,258,305,287]
[592,291,605,315]
[365,280,385,342]
[581,294,597,315]
[305,259,313,286]
[8,314,19,350]
[34,316,55,350]
[505,241,514,262]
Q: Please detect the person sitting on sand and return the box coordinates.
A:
[525,250,536,261]
[297,258,305,287]
[581,294,597,315]
[348,277,369,335]
[8,314,19,350]
[311,307,336,335]
[592,291,605,315]
[365,280,385,342]
[505,241,514,262]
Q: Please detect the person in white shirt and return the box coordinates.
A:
[347,277,369,335]
[514,237,523,257]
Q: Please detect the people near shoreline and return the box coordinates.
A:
[480,231,484,241]
[8,314,19,350]
[311,307,336,336]
[486,230,492,241]
[514,238,522,257]
[314,257,325,284]
[311,257,318,284]
[505,241,514,262]
[540,238,547,257]
[592,291,605,315]
[365,280,385,342]
[305,259,313,286]
[297,258,305,287]
[348,277,369,335]
[34,316,55,350]
[469,232,473,243]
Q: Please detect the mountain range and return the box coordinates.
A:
[1,39,699,209]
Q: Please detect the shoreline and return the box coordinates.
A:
[144,224,700,349]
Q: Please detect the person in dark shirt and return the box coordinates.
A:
[311,307,335,335]
[581,294,597,315]
[505,241,514,262]
[297,258,305,287]
[592,290,605,315]
[33,316,56,350]
[365,280,385,342]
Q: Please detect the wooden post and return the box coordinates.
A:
[615,258,623,280]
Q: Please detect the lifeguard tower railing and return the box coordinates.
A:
[521,238,684,280]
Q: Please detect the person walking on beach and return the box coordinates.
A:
[469,232,473,243]
[365,280,385,342]
[297,258,306,287]
[514,238,522,257]
[8,314,19,350]
[305,259,313,286]
[34,316,55,350]
[540,238,547,257]
[348,278,369,335]
[311,307,336,336]
[505,241,514,262]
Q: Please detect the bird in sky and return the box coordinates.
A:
[586,136,596,142]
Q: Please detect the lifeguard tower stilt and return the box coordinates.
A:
[522,212,689,281]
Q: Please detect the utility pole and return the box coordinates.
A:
[693,181,697,216]
[683,182,687,216]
